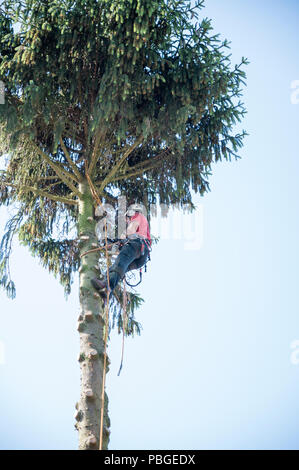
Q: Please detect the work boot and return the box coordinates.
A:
[91,277,107,293]
[91,277,112,301]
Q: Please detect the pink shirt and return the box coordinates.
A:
[131,213,151,243]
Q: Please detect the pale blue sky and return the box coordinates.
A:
[0,0,299,450]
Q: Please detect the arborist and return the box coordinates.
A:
[91,204,151,296]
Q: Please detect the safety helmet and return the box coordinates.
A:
[125,203,144,217]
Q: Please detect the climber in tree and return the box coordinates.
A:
[91,204,151,295]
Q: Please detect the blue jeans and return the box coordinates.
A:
[106,239,149,291]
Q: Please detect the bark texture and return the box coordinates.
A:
[76,181,110,450]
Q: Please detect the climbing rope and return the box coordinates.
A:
[80,241,118,259]
[84,166,149,448]
[117,279,127,376]
[99,219,110,451]
[85,167,111,451]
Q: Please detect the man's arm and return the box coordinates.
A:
[119,219,139,239]
[126,219,139,236]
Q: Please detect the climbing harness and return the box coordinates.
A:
[124,238,151,288]
[125,269,143,288]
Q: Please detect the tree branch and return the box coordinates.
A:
[30,140,82,197]
[2,181,78,206]
[98,135,144,193]
[64,144,83,155]
[88,128,107,177]
[102,189,117,204]
[109,147,174,182]
[59,137,83,181]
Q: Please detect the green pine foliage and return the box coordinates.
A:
[0,0,247,320]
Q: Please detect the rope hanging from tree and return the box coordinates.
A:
[117,279,127,376]
[85,167,129,451]
[85,170,109,450]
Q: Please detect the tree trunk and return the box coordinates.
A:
[75,180,110,450]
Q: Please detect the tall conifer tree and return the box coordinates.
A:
[0,0,247,449]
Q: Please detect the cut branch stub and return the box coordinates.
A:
[74,410,84,422]
[85,311,93,322]
[77,321,85,332]
[88,349,98,360]
[85,389,94,400]
[78,353,85,362]
[86,435,97,448]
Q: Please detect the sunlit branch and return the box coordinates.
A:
[59,137,82,181]
[97,135,144,193]
[2,181,78,206]
[30,140,82,197]
[110,147,174,182]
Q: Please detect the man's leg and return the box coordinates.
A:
[127,245,149,271]
[92,240,142,293]
[108,240,142,288]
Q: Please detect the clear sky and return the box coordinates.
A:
[1,0,299,450]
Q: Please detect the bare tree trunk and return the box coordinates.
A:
[75,181,110,450]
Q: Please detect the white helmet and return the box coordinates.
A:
[125,203,144,217]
